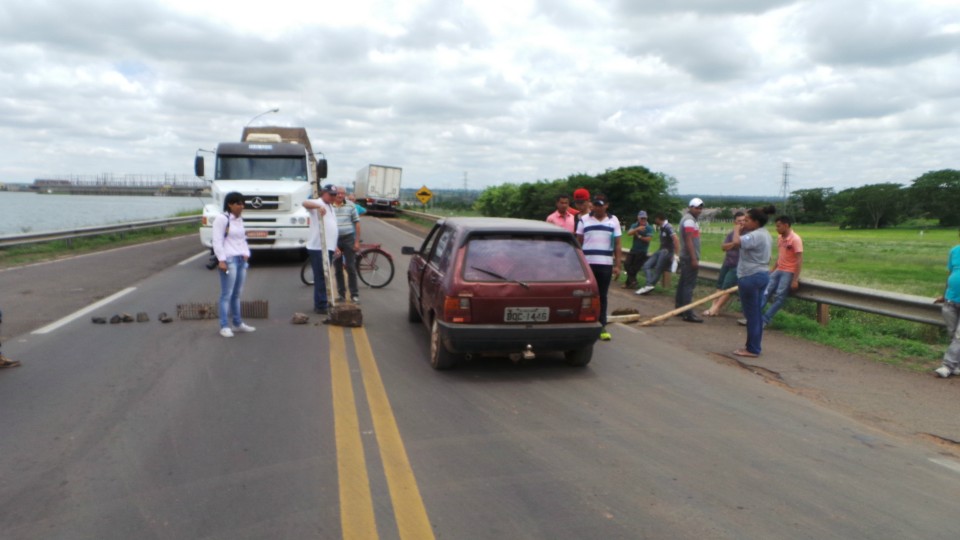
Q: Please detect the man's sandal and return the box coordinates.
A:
[0,356,21,369]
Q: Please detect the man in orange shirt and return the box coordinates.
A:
[761,215,803,326]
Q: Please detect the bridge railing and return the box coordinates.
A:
[0,216,201,249]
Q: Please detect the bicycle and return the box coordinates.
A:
[300,242,395,289]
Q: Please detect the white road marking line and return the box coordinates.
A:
[178,251,210,266]
[930,458,960,476]
[31,287,138,335]
[374,216,426,239]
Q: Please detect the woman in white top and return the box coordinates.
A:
[212,192,255,338]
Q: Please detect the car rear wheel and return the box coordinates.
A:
[564,344,593,367]
[430,319,458,370]
[407,291,422,323]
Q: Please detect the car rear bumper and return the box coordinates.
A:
[438,321,602,354]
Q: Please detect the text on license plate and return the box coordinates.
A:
[246,231,269,238]
[504,307,549,323]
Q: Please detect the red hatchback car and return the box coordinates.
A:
[402,217,602,369]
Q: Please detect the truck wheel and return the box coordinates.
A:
[564,345,593,367]
[430,319,458,370]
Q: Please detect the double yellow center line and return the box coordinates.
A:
[329,326,435,539]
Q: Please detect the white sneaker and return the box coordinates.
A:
[219,327,234,338]
[934,366,953,378]
[635,285,654,295]
[234,323,256,333]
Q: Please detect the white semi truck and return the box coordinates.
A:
[195,127,327,255]
[354,164,402,215]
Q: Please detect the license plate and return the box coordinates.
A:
[246,230,269,238]
[504,307,549,323]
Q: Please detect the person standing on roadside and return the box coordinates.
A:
[933,231,960,378]
[213,192,255,338]
[571,188,591,231]
[546,194,577,233]
[576,194,621,342]
[0,308,21,369]
[704,211,745,317]
[303,184,340,314]
[623,211,654,289]
[635,213,679,295]
[676,198,705,323]
[333,186,362,304]
[759,216,803,327]
[730,206,775,357]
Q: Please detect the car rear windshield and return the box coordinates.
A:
[462,235,587,283]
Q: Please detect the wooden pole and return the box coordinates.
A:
[637,285,739,327]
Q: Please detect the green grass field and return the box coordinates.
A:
[623,222,956,297]
[620,222,959,372]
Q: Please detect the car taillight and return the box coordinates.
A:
[444,296,471,323]
[579,296,600,322]
[202,216,210,226]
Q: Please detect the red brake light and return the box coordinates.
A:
[579,296,600,322]
[443,296,471,323]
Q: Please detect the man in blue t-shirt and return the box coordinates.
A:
[934,236,960,378]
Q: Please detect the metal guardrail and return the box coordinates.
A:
[395,209,944,327]
[0,216,201,249]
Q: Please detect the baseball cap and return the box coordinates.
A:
[688,197,704,208]
[321,184,338,194]
[573,188,590,201]
[592,197,607,206]
[637,210,648,218]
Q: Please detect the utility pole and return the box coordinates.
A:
[778,162,790,214]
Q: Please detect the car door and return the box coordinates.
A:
[421,225,457,324]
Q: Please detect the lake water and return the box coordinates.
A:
[0,192,210,236]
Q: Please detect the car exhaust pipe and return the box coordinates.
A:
[522,344,535,361]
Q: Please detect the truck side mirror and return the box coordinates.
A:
[316,158,328,179]
[194,156,205,177]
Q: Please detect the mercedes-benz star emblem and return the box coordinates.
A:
[249,197,264,209]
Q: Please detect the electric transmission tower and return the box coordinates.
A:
[778,162,790,214]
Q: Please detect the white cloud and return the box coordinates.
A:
[0,0,958,195]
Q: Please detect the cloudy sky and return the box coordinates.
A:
[1,0,958,196]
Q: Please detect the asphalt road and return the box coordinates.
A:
[1,220,959,539]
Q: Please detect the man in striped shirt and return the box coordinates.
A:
[576,194,621,341]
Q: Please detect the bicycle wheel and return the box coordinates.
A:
[356,248,394,288]
[300,259,314,286]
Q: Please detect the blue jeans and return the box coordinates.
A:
[218,256,248,329]
[590,264,613,327]
[738,271,769,355]
[309,249,335,311]
[762,269,794,325]
[643,249,671,287]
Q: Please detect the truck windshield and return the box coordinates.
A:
[216,156,308,181]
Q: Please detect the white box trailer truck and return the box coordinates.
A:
[194,126,327,254]
[354,164,402,215]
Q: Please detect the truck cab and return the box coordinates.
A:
[196,128,327,254]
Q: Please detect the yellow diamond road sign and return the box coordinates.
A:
[416,186,433,204]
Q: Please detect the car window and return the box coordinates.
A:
[462,235,587,282]
[420,224,442,255]
[429,227,456,269]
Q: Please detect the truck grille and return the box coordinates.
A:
[243,195,281,211]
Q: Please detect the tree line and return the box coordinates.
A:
[473,167,960,230]
[788,169,960,228]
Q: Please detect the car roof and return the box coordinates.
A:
[441,217,574,236]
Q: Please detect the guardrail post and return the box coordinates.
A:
[816,302,830,326]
